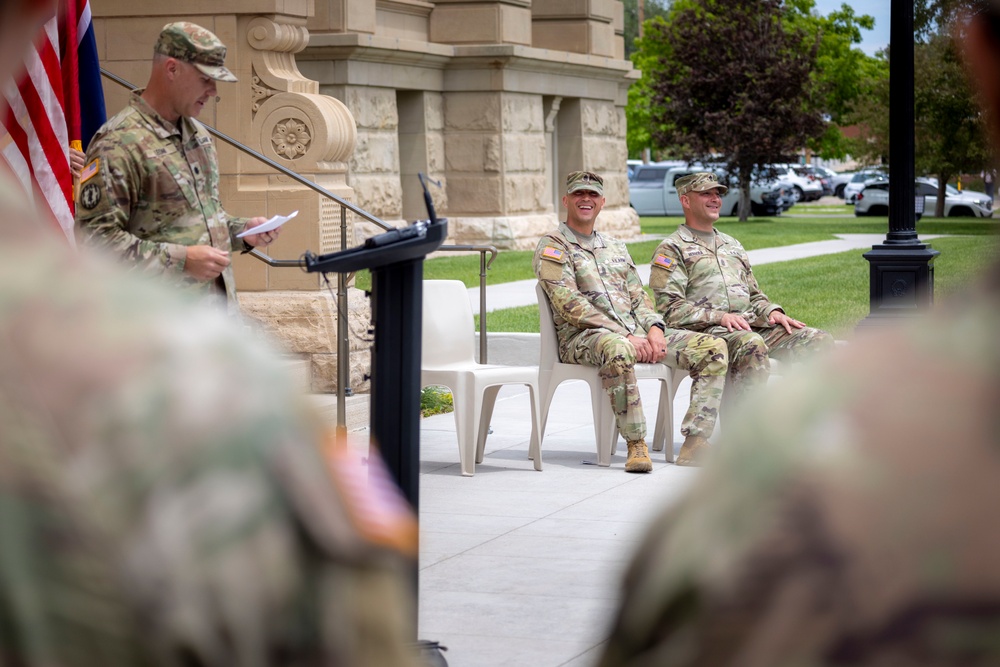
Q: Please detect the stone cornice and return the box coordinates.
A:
[303,33,637,84]
[91,0,311,18]
[377,0,434,18]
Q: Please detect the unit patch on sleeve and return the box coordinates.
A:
[80,182,102,210]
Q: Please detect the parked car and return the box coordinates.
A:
[843,168,887,203]
[629,164,789,216]
[627,159,642,181]
[810,165,854,198]
[793,165,833,197]
[825,168,856,199]
[854,177,994,218]
[764,164,824,202]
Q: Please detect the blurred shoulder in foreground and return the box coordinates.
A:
[0,176,421,666]
[598,259,1000,666]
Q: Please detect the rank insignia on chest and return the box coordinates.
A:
[541,246,564,261]
[80,158,99,184]
[653,254,676,271]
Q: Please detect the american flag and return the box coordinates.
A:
[1,0,106,245]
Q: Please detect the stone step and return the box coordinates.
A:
[306,393,370,432]
[278,356,313,393]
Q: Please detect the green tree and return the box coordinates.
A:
[843,5,989,212]
[784,1,881,159]
[622,0,671,60]
[643,0,826,220]
[914,30,990,216]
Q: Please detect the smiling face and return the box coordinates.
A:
[680,187,724,230]
[562,188,605,234]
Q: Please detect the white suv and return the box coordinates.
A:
[854,177,994,218]
[843,168,887,203]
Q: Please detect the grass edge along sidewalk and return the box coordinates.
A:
[352,215,998,336]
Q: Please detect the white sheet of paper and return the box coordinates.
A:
[236,210,298,238]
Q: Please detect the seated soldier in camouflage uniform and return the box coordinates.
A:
[650,172,834,449]
[533,171,729,470]
[76,22,277,311]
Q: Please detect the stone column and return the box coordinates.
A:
[443,91,554,250]
[229,15,371,395]
[554,96,638,237]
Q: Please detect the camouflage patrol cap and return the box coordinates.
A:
[155,22,237,83]
[566,171,604,196]
[676,172,729,196]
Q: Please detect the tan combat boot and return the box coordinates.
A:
[625,439,653,473]
[675,435,710,467]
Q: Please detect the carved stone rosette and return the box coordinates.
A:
[246,16,357,169]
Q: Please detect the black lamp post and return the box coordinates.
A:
[859,0,940,327]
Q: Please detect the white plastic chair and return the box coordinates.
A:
[421,280,541,476]
[535,282,675,466]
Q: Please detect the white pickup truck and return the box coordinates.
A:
[629,164,791,217]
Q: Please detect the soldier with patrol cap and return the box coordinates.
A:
[77,22,277,310]
[650,172,833,453]
[533,170,729,471]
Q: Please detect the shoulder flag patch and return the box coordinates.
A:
[80,158,99,184]
[541,246,565,261]
[653,254,676,271]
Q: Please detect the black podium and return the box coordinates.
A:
[303,215,446,511]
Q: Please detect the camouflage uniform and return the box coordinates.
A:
[599,262,1000,667]
[651,225,834,401]
[534,222,727,441]
[76,23,246,309]
[1,180,420,666]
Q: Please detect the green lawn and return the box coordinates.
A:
[477,235,999,337]
[352,212,999,336]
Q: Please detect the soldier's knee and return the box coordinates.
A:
[733,332,767,356]
[599,335,636,373]
[697,336,728,376]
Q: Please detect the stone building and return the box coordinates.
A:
[91,0,638,399]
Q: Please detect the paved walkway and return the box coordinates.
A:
[469,233,948,313]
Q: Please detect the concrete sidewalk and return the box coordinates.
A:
[469,233,948,313]
[410,376,703,666]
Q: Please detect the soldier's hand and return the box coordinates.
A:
[768,310,805,334]
[627,334,654,363]
[69,147,86,179]
[720,312,752,332]
[241,216,279,247]
[646,326,667,363]
[184,245,231,281]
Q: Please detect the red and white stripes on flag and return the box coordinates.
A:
[1,0,105,245]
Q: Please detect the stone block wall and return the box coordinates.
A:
[430,0,532,45]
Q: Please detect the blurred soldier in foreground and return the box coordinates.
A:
[76,21,276,310]
[0,2,420,665]
[598,5,1000,665]
[651,172,834,446]
[534,171,728,470]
